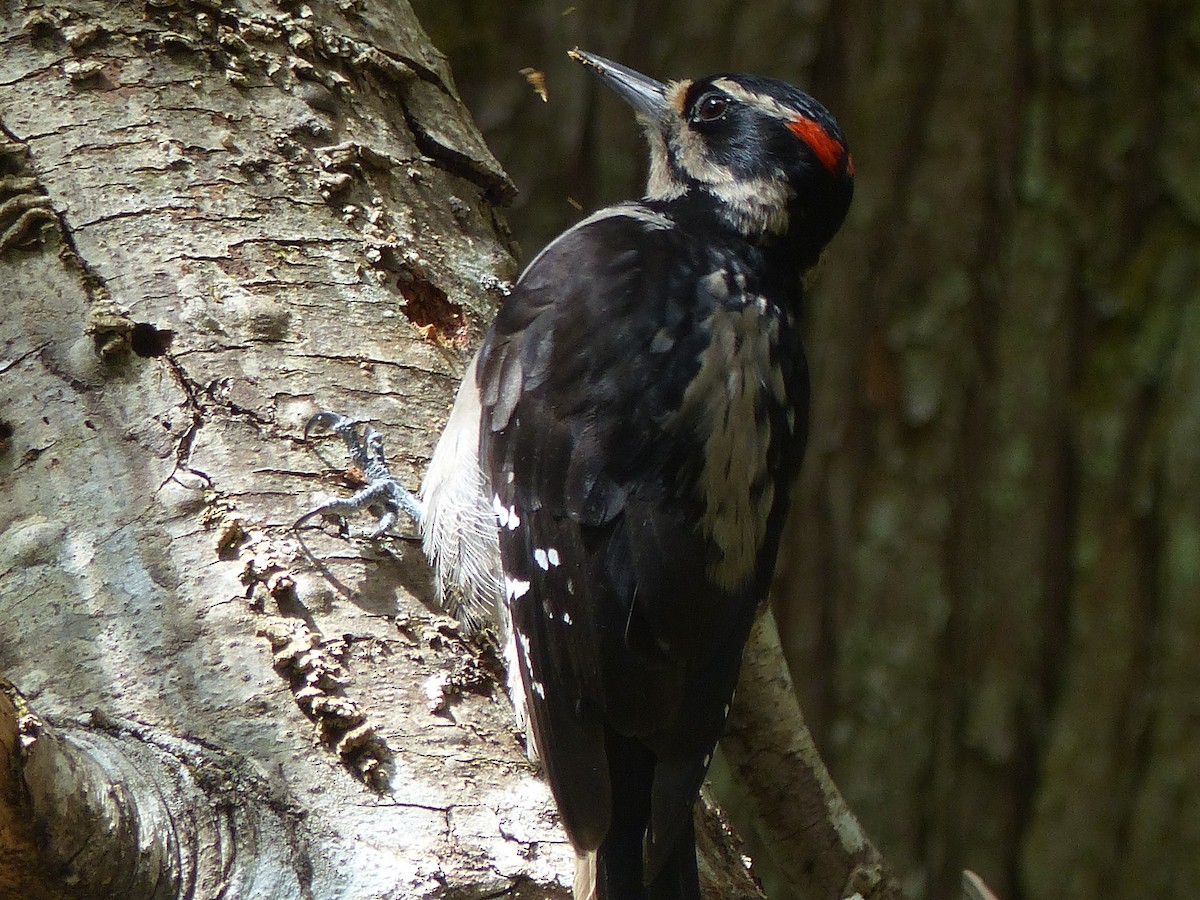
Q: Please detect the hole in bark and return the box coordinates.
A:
[131,322,174,357]
[397,271,467,345]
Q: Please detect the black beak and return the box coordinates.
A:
[569,49,668,122]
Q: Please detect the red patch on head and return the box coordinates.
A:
[787,115,848,176]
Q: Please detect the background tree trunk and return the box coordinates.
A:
[417,2,1200,899]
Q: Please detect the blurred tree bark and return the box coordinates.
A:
[417,1,1200,899]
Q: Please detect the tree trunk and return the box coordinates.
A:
[786,4,1200,899]
[0,2,566,896]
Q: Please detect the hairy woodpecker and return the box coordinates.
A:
[299,50,852,900]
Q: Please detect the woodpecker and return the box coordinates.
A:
[299,50,851,900]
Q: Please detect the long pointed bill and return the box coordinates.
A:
[569,49,669,121]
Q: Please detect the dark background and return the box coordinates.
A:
[414,3,1200,898]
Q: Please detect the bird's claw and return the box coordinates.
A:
[295,412,423,536]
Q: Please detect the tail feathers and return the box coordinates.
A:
[579,729,700,900]
[644,812,699,900]
[581,831,699,900]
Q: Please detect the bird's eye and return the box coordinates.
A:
[695,94,728,122]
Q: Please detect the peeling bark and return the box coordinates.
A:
[2,678,307,899]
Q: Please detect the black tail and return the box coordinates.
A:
[593,730,700,900]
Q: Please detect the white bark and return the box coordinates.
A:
[0,2,574,896]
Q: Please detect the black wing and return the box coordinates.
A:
[476,204,807,868]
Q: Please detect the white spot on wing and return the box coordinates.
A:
[493,494,509,527]
[505,577,531,600]
[547,547,560,566]
[518,630,533,665]
[503,627,527,728]
[531,680,546,699]
[506,506,521,529]
[534,548,549,570]
[562,611,573,625]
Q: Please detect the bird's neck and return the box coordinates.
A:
[647,191,823,282]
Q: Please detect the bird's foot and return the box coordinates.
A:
[295,412,423,538]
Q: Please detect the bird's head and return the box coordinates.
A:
[571,50,853,266]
